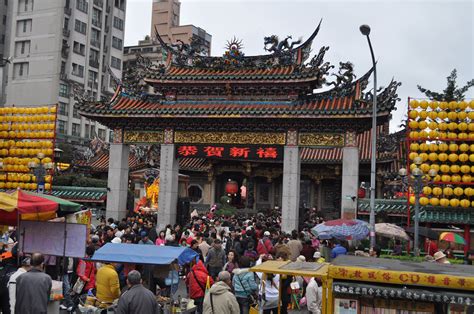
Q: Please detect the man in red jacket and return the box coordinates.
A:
[185,260,213,314]
[256,231,274,256]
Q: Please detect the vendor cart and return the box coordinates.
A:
[250,260,329,314]
[91,243,199,313]
[327,255,474,314]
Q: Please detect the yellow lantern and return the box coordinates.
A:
[428,143,438,152]
[428,121,437,130]
[438,143,448,151]
[31,183,37,190]
[448,153,459,162]
[430,164,440,172]
[419,197,429,206]
[451,174,461,183]
[438,111,448,120]
[448,101,458,110]
[459,153,468,163]
[409,196,415,205]
[454,187,464,196]
[441,175,451,183]
[460,165,470,173]
[428,111,437,120]
[460,199,470,208]
[410,143,419,151]
[419,111,428,120]
[448,122,458,131]
[408,121,419,129]
[458,122,468,131]
[440,164,450,173]
[469,100,474,109]
[422,186,432,195]
[0,182,4,189]
[419,100,429,109]
[419,153,428,161]
[410,100,419,108]
[408,131,418,139]
[419,143,429,151]
[449,143,459,152]
[440,198,450,207]
[465,188,473,197]
[45,183,51,190]
[420,163,430,172]
[458,133,468,140]
[447,112,457,120]
[450,165,460,173]
[432,187,443,196]
[462,175,471,183]
[428,153,438,162]
[409,152,418,160]
[458,111,467,120]
[428,130,439,139]
[429,197,440,206]
[410,163,417,171]
[438,153,448,162]
[449,198,460,207]
[418,120,428,130]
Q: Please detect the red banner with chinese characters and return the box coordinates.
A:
[175,144,283,161]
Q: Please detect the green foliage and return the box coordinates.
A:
[417,69,474,101]
[54,174,107,187]
[380,254,463,264]
[56,142,75,164]
[215,207,236,217]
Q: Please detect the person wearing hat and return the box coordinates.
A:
[313,252,325,263]
[138,231,153,245]
[257,231,274,256]
[8,257,30,313]
[433,251,451,264]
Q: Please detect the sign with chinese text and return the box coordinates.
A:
[175,145,283,161]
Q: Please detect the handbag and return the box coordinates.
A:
[236,273,257,305]
[73,262,92,294]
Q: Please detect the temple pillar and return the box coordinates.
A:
[341,132,359,219]
[282,131,300,232]
[106,143,130,220]
[157,143,179,231]
[465,225,471,254]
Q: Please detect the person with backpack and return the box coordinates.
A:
[243,242,258,267]
[256,231,274,256]
[232,256,258,314]
[186,260,214,314]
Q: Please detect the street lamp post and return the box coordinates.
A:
[399,157,437,256]
[28,153,53,194]
[359,24,377,249]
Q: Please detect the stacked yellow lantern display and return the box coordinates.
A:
[0,106,57,191]
[408,99,474,208]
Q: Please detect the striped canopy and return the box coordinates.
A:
[311,219,369,241]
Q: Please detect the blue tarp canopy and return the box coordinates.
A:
[91,243,198,266]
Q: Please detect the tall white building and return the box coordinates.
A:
[4,0,127,144]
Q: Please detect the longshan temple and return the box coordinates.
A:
[79,22,402,231]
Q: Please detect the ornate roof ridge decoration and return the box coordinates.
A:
[153,20,322,70]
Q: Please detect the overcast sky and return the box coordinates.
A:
[124,0,473,132]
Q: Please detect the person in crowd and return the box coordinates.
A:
[369,246,381,258]
[186,260,214,314]
[191,240,204,261]
[305,277,322,314]
[424,237,438,257]
[198,233,211,259]
[206,239,226,279]
[301,240,316,262]
[59,256,75,311]
[464,249,474,265]
[243,242,258,266]
[434,251,451,264]
[15,253,52,314]
[203,271,240,314]
[313,251,325,263]
[273,235,290,257]
[96,262,121,306]
[76,246,97,294]
[116,270,157,314]
[287,231,303,262]
[138,231,154,245]
[155,231,167,246]
[257,231,274,256]
[224,250,239,274]
[256,255,279,314]
[8,257,30,313]
[330,241,347,260]
[232,256,258,314]
[392,240,403,256]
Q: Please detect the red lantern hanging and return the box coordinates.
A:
[358,187,366,199]
[225,180,239,195]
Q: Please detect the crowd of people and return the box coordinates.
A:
[0,208,472,314]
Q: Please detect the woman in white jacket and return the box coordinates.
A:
[305,277,322,314]
[255,256,280,314]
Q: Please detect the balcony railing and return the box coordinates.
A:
[92,19,101,28]
[61,45,69,58]
[62,28,70,37]
[90,39,100,49]
[89,59,99,68]
[64,7,72,15]
[93,0,103,8]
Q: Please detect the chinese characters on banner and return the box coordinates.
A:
[176,145,284,161]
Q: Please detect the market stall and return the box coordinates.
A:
[327,255,474,314]
[91,243,199,313]
[250,260,329,314]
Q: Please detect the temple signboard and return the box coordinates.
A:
[176,144,284,161]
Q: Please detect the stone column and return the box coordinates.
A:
[106,143,130,220]
[157,144,179,231]
[341,131,359,219]
[281,130,300,232]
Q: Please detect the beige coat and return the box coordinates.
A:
[203,281,240,314]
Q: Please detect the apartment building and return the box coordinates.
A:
[0,0,11,105]
[123,0,211,72]
[4,0,127,144]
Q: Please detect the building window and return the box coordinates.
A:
[58,102,68,116]
[109,130,114,142]
[188,185,203,203]
[114,0,125,10]
[110,56,121,70]
[72,63,84,77]
[19,0,33,12]
[73,41,85,55]
[57,120,67,134]
[17,19,32,34]
[84,124,90,138]
[90,125,95,138]
[15,40,30,56]
[59,83,69,97]
[89,48,99,63]
[73,104,80,118]
[76,0,88,13]
[112,36,122,50]
[74,19,86,35]
[88,70,98,89]
[92,8,101,27]
[72,123,80,137]
[113,16,123,30]
[98,129,106,140]
[13,62,29,79]
[0,35,4,44]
